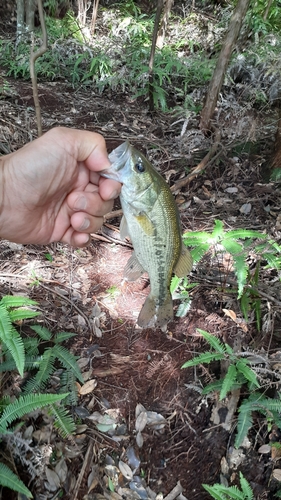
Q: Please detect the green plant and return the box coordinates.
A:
[182,329,260,401]
[182,329,281,449]
[0,296,85,497]
[0,295,40,376]
[170,276,197,317]
[183,220,281,326]
[203,471,254,499]
[0,392,68,497]
[0,323,84,405]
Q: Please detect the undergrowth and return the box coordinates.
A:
[176,219,281,328]
[0,295,83,497]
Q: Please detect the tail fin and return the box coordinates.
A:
[137,294,173,329]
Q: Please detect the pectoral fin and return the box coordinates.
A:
[135,213,155,236]
[124,252,145,281]
[120,216,129,239]
[173,244,193,277]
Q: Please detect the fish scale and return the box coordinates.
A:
[101,141,193,329]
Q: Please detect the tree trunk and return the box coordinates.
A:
[30,0,48,137]
[200,0,251,133]
[148,0,164,112]
[26,0,36,33]
[16,0,25,43]
[270,106,281,170]
[90,0,100,35]
[156,0,174,49]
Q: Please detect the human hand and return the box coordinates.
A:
[0,127,121,246]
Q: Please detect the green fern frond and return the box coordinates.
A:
[203,482,248,499]
[0,296,38,308]
[0,396,11,412]
[52,345,84,383]
[53,331,76,344]
[182,352,224,368]
[236,360,260,388]
[190,244,211,263]
[235,403,253,448]
[211,219,224,240]
[9,309,40,322]
[202,379,224,395]
[0,322,25,377]
[221,237,243,256]
[30,324,52,340]
[220,364,237,400]
[23,337,40,356]
[30,325,52,341]
[197,329,228,354]
[49,404,76,438]
[225,229,266,240]
[60,369,79,406]
[239,472,254,499]
[0,393,68,432]
[0,462,32,498]
[233,255,248,298]
[23,349,55,394]
[183,231,212,244]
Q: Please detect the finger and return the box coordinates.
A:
[61,227,91,247]
[70,212,106,234]
[67,190,115,216]
[47,127,111,171]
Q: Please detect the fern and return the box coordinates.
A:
[0,305,25,376]
[30,324,52,340]
[220,364,237,400]
[9,309,40,322]
[0,462,32,498]
[0,393,68,432]
[203,472,253,499]
[60,369,79,406]
[182,351,224,368]
[23,349,56,394]
[0,296,38,308]
[49,404,76,438]
[52,344,84,384]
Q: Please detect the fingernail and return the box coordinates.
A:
[80,218,90,230]
[109,189,119,200]
[74,196,87,210]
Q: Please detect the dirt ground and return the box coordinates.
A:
[0,65,281,500]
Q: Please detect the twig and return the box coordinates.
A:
[30,0,48,136]
[171,129,221,192]
[72,441,93,500]
[163,481,183,500]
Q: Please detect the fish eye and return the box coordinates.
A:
[135,162,145,173]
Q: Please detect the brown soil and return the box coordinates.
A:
[0,75,281,500]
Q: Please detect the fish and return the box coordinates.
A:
[101,141,193,329]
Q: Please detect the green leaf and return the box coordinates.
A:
[0,307,25,375]
[9,309,40,322]
[30,324,52,340]
[225,229,266,240]
[0,296,38,308]
[52,345,84,383]
[197,329,228,354]
[235,403,253,448]
[202,379,224,395]
[233,255,248,299]
[240,291,250,321]
[239,472,254,499]
[23,348,55,393]
[49,404,76,438]
[0,462,32,497]
[236,360,260,388]
[53,331,76,344]
[0,393,68,432]
[221,237,244,256]
[182,352,224,368]
[211,220,224,240]
[183,232,212,244]
[220,364,237,400]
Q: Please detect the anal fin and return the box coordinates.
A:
[124,251,145,281]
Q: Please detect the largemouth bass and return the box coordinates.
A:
[101,141,193,329]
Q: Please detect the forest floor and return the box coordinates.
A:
[1,21,281,500]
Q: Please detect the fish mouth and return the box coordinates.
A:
[101,141,131,182]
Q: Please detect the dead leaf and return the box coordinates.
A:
[45,467,61,491]
[272,469,281,481]
[118,460,133,480]
[258,444,271,454]
[135,411,147,432]
[79,379,98,395]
